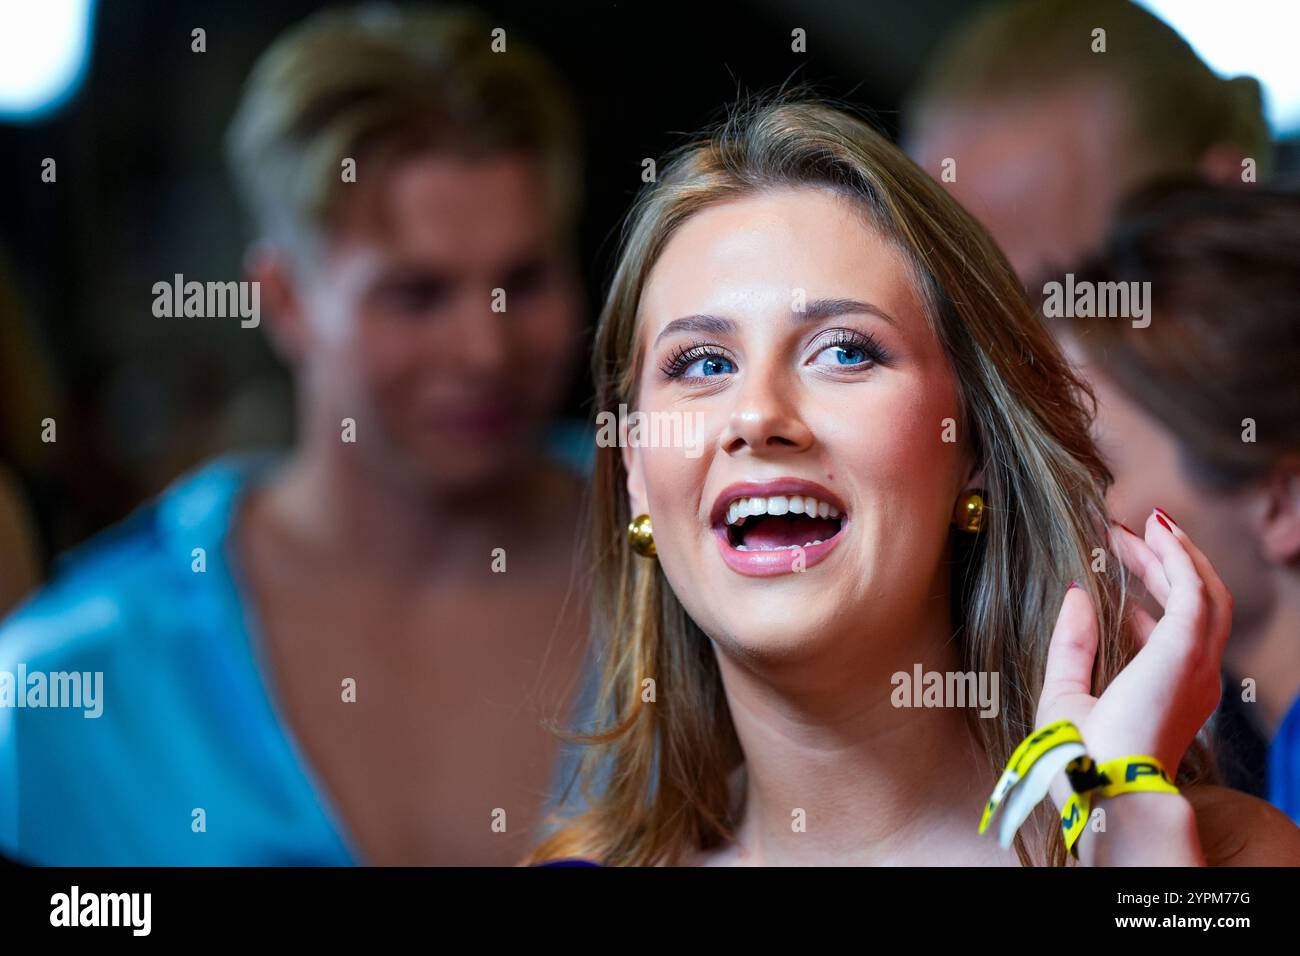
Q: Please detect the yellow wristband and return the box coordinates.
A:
[979,720,1087,844]
[1061,788,1091,858]
[1061,754,1178,859]
[1094,755,1178,798]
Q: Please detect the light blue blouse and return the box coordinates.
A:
[0,421,594,865]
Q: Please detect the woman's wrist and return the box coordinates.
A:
[1072,789,1205,866]
[1046,760,1205,866]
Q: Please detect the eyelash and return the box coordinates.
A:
[658,328,892,380]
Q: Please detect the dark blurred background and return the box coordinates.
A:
[2,0,1297,564]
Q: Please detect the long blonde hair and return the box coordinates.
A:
[530,95,1216,866]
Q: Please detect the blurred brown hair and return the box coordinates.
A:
[1069,181,1300,493]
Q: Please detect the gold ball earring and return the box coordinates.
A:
[952,490,986,533]
[628,513,657,557]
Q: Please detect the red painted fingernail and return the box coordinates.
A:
[1154,506,1176,525]
[1154,512,1172,532]
[1119,522,1138,536]
[1067,580,1080,591]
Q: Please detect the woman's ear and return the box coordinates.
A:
[1254,456,1300,564]
[621,417,649,518]
[961,460,987,494]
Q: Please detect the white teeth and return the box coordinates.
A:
[734,537,827,551]
[722,494,846,527]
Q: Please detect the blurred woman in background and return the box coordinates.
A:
[1062,183,1300,825]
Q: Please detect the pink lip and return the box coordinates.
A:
[709,477,849,578]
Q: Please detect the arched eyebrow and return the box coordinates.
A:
[652,298,897,349]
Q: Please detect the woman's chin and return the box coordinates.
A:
[703,605,852,665]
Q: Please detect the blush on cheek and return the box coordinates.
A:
[835,388,962,478]
[832,398,965,556]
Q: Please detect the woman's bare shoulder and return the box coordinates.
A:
[1184,784,1300,866]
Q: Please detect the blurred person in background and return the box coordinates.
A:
[1061,183,1300,824]
[903,0,1272,291]
[901,0,1277,797]
[0,3,591,865]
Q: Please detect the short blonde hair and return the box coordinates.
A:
[225,3,581,255]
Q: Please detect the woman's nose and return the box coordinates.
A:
[718,365,814,456]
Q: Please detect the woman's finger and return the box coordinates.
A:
[1128,602,1158,648]
[1142,509,1212,643]
[1040,583,1100,712]
[1108,521,1171,607]
[1152,508,1233,652]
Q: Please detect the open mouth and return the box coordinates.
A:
[722,494,844,551]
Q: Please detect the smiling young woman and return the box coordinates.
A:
[527,96,1300,867]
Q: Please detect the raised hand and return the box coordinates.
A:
[1037,507,1230,776]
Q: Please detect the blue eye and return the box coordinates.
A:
[683,355,734,377]
[810,329,889,369]
[660,343,737,380]
[816,345,868,366]
[659,329,888,382]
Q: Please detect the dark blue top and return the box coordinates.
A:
[1268,692,1300,826]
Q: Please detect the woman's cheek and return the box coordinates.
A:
[642,440,710,529]
[639,444,715,602]
[829,384,960,484]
